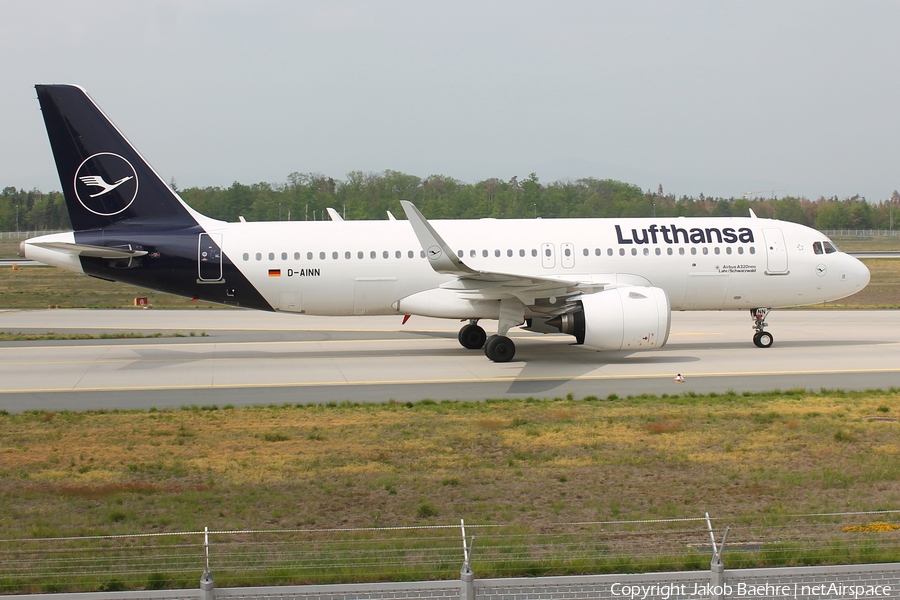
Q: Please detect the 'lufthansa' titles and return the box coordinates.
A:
[615,224,754,245]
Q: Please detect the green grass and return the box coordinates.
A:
[0,389,899,592]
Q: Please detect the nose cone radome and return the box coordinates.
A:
[844,254,870,294]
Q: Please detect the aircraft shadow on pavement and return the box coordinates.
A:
[505,344,701,395]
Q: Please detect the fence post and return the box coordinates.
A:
[200,527,215,600]
[460,519,475,600]
[706,513,728,600]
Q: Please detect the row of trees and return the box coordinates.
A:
[3,176,899,232]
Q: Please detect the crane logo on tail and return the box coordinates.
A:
[73,153,139,216]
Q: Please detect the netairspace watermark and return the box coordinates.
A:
[610,581,893,599]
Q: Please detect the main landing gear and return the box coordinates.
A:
[456,299,525,363]
[457,320,516,362]
[751,308,774,348]
[458,320,487,350]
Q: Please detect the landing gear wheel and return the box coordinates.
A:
[458,324,487,349]
[753,331,774,348]
[484,335,516,362]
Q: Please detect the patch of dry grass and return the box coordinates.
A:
[1,391,899,540]
[0,266,220,309]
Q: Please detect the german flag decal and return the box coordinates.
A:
[268,269,281,277]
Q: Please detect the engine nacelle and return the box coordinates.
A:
[549,287,671,351]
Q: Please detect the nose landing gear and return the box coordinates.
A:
[751,308,774,348]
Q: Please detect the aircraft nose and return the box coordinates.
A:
[846,254,870,290]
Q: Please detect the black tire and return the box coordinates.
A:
[484,335,516,362]
[756,331,774,348]
[458,324,487,350]
[752,332,762,348]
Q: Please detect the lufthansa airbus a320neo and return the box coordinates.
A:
[21,85,870,362]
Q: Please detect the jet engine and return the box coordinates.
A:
[546,287,671,351]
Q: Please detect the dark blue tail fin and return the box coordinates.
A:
[35,84,198,232]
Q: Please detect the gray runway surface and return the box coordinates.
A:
[1,308,898,412]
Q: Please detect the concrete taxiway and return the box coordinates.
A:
[0,308,898,412]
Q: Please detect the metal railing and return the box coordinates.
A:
[0,510,898,594]
[823,229,900,237]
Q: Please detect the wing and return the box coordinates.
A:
[399,201,607,313]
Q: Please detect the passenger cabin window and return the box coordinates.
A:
[307,252,313,260]
[332,252,338,260]
[268,252,275,260]
[457,250,463,258]
[319,252,326,260]
[294,252,300,260]
[383,251,389,259]
[409,250,414,258]
[345,251,351,259]
[256,253,262,261]
[242,253,249,261]
[507,249,513,257]
[483,250,488,257]
[370,251,376,259]
[281,252,287,260]
[531,249,538,257]
[495,250,501,257]
[358,251,364,259]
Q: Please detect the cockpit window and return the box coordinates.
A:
[814,241,839,254]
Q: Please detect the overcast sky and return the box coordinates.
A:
[2,1,898,202]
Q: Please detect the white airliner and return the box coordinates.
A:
[21,85,870,362]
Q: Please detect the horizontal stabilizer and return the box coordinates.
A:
[29,241,148,259]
